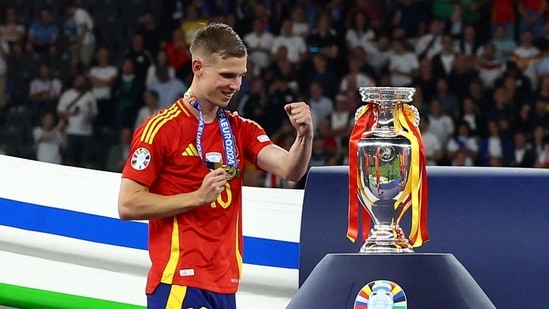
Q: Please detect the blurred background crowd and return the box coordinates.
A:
[1,0,549,188]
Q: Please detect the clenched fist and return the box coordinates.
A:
[284,102,313,138]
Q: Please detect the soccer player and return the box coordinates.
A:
[117,23,313,309]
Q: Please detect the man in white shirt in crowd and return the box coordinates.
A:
[419,116,443,165]
[56,73,97,168]
[308,81,333,130]
[29,63,63,125]
[147,66,186,109]
[65,1,95,71]
[89,47,117,128]
[271,19,307,64]
[243,17,274,76]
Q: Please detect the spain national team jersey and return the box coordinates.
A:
[122,98,273,294]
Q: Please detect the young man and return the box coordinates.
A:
[118,23,313,308]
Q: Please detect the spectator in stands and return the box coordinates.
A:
[504,130,536,167]
[477,42,506,90]
[56,73,97,168]
[28,63,63,125]
[518,0,546,40]
[181,3,208,46]
[0,7,25,45]
[534,20,549,51]
[512,29,541,89]
[487,86,515,137]
[339,54,376,94]
[306,13,339,63]
[499,74,529,112]
[478,120,512,166]
[146,49,176,88]
[329,94,353,155]
[112,58,144,131]
[419,116,443,165]
[268,54,300,94]
[26,7,58,57]
[447,53,479,98]
[32,111,66,164]
[364,32,393,77]
[431,34,458,80]
[345,11,375,55]
[532,124,549,167]
[411,85,430,116]
[433,77,460,119]
[427,97,455,149]
[163,28,191,79]
[413,57,437,102]
[304,53,339,100]
[389,38,419,87]
[123,33,154,85]
[136,10,164,57]
[529,98,549,129]
[415,19,444,60]
[391,0,428,40]
[236,78,268,128]
[491,0,516,41]
[89,47,117,129]
[243,17,274,76]
[446,121,479,166]
[457,96,486,138]
[64,2,95,71]
[455,25,482,58]
[532,75,549,102]
[148,66,186,109]
[347,0,381,31]
[266,77,300,135]
[492,24,518,63]
[271,19,307,65]
[308,81,333,130]
[134,89,160,130]
[290,5,309,38]
[105,127,132,172]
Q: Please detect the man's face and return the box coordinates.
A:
[197,55,247,107]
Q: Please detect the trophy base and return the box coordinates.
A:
[287,253,496,309]
[359,225,413,254]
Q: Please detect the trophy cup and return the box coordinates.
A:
[348,87,428,254]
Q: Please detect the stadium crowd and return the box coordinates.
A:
[1,0,549,188]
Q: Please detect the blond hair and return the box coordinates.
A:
[190,22,247,61]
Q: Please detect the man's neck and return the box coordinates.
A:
[185,93,219,123]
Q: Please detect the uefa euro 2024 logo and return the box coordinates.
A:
[353,280,407,309]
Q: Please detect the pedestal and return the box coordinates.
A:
[287,253,495,309]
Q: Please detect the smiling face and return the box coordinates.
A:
[193,54,247,108]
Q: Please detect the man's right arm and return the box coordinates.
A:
[117,168,228,220]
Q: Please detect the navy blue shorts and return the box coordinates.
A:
[147,283,236,309]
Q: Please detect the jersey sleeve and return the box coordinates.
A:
[121,119,166,187]
[237,115,273,166]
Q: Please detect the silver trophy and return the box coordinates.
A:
[356,87,418,254]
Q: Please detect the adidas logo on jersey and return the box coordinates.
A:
[182,144,199,157]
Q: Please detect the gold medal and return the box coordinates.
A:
[223,165,240,180]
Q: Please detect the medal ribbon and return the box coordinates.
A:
[187,91,238,172]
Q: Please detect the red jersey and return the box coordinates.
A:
[122,98,273,294]
[491,0,515,23]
